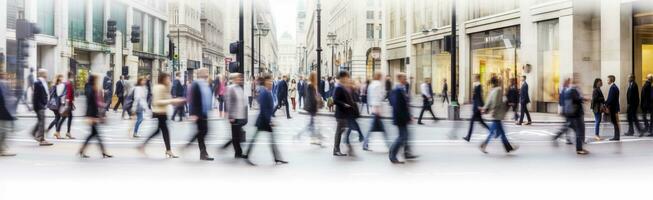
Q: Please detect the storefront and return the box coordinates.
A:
[470,26,520,96]
[72,50,92,95]
[634,2,653,87]
[138,58,153,79]
[536,19,561,112]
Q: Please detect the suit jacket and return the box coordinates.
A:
[189,81,208,119]
[627,81,640,107]
[520,82,530,104]
[297,81,305,96]
[472,84,484,111]
[333,84,356,119]
[256,88,274,129]
[641,80,651,111]
[115,80,124,97]
[605,84,620,113]
[32,80,48,111]
[390,85,411,126]
[172,79,185,97]
[277,80,288,100]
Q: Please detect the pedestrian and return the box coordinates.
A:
[139,73,184,158]
[245,76,253,109]
[332,71,357,156]
[562,74,589,155]
[463,74,490,142]
[0,72,17,156]
[506,78,520,122]
[113,75,125,112]
[121,76,133,119]
[31,69,53,146]
[290,79,297,111]
[185,69,214,161]
[297,76,306,109]
[46,74,65,139]
[146,75,152,109]
[479,76,518,154]
[441,78,449,105]
[553,78,573,145]
[171,72,185,122]
[57,72,76,139]
[384,75,392,100]
[296,71,324,146]
[245,74,288,166]
[78,74,112,158]
[221,73,248,159]
[517,75,532,125]
[131,77,149,138]
[319,76,326,101]
[591,78,605,141]
[642,74,653,136]
[363,72,389,151]
[216,75,226,118]
[605,75,621,141]
[360,80,369,114]
[417,77,437,125]
[273,75,291,119]
[103,72,113,111]
[389,73,418,164]
[625,74,644,136]
[22,68,35,111]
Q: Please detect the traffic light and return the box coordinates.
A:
[107,20,117,44]
[228,61,240,73]
[131,25,140,43]
[16,19,40,40]
[168,40,176,59]
[229,41,241,54]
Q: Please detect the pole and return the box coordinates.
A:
[238,0,245,74]
[177,27,181,77]
[331,45,334,77]
[316,0,322,80]
[258,35,261,73]
[449,0,459,120]
[251,0,255,77]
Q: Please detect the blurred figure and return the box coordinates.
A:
[245,76,253,109]
[506,78,520,122]
[625,74,644,136]
[562,74,589,155]
[171,72,185,122]
[441,78,449,105]
[215,75,226,118]
[0,72,17,156]
[113,75,125,112]
[245,74,288,166]
[31,69,52,146]
[140,73,184,159]
[363,72,389,151]
[417,77,436,125]
[186,69,214,161]
[297,71,323,145]
[46,74,65,139]
[332,71,357,156]
[384,75,392,100]
[297,76,306,109]
[479,76,518,154]
[121,76,133,119]
[388,73,417,164]
[131,77,149,138]
[21,68,34,111]
[57,72,76,139]
[290,79,297,111]
[102,72,113,111]
[517,75,532,125]
[605,75,621,141]
[553,78,573,144]
[464,74,489,142]
[643,75,653,136]
[146,75,152,109]
[273,75,291,119]
[360,80,369,114]
[222,73,248,159]
[319,76,326,101]
[591,78,605,140]
[78,74,112,158]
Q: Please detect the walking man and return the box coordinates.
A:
[463,74,490,142]
[606,75,621,141]
[113,75,125,112]
[417,78,437,124]
[517,75,532,125]
[626,74,644,136]
[273,75,291,119]
[31,69,53,146]
[389,73,418,164]
[297,76,305,108]
[223,73,248,159]
[642,74,653,136]
[563,74,589,155]
[187,69,213,161]
[0,72,17,156]
[103,72,113,111]
[171,72,185,122]
[441,78,449,104]
[332,71,356,156]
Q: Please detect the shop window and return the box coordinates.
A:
[471,26,520,97]
[537,20,560,102]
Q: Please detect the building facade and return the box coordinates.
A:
[383,0,653,113]
[1,0,169,93]
[168,0,202,82]
[200,0,225,78]
[277,32,296,77]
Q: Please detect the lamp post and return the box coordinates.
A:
[327,32,338,77]
[254,22,270,75]
[449,0,459,120]
[316,0,323,81]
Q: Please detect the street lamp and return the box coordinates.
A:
[327,32,338,77]
[254,22,270,75]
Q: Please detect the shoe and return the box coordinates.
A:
[235,154,248,159]
[102,153,113,158]
[508,144,520,153]
[609,138,620,141]
[479,144,488,154]
[462,137,470,142]
[39,141,53,146]
[417,122,424,125]
[515,122,522,125]
[274,160,289,165]
[624,132,634,136]
[245,159,256,166]
[333,152,348,156]
[132,133,140,138]
[78,152,90,158]
[200,156,214,161]
[390,160,405,164]
[53,132,63,139]
[565,139,573,145]
[576,150,590,155]
[594,136,601,141]
[362,146,371,151]
[525,122,532,125]
[405,154,419,160]
[165,151,179,158]
[65,133,76,139]
[0,152,16,157]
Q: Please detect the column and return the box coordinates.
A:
[458,0,471,103]
[56,0,71,76]
[25,0,38,79]
[85,0,93,42]
[519,0,537,110]
[601,0,632,113]
[143,14,150,53]
[405,0,413,93]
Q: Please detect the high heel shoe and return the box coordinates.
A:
[165,151,179,158]
[53,132,63,139]
[78,152,90,158]
[102,153,113,158]
[274,160,288,165]
[65,133,75,139]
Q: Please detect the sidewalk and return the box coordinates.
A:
[298,98,628,124]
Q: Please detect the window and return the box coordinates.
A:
[467,0,519,20]
[69,0,86,41]
[366,23,374,39]
[37,0,55,36]
[132,10,143,51]
[537,20,560,102]
[110,2,127,46]
[92,0,104,43]
[6,0,24,30]
[159,20,165,55]
[148,17,155,53]
[366,11,374,19]
[378,24,382,39]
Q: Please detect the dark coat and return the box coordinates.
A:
[277,80,288,101]
[32,80,48,111]
[472,84,484,110]
[303,83,318,114]
[605,84,620,113]
[115,80,124,97]
[627,81,640,107]
[390,85,411,126]
[641,80,651,112]
[172,79,185,98]
[189,81,208,119]
[519,82,530,104]
[0,81,16,120]
[591,87,605,113]
[85,85,100,117]
[506,85,519,104]
[256,88,274,129]
[333,84,357,119]
[297,81,306,96]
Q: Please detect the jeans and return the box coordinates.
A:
[297,114,318,139]
[389,125,410,161]
[482,120,514,152]
[58,114,73,134]
[133,111,144,134]
[593,112,602,136]
[298,94,304,108]
[364,113,389,149]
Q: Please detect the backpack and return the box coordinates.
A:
[47,86,63,111]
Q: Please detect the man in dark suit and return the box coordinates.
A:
[273,75,291,119]
[188,69,213,161]
[332,71,356,156]
[0,72,17,156]
[297,76,305,108]
[605,75,621,141]
[112,75,125,112]
[517,75,532,125]
[103,72,113,111]
[171,72,185,121]
[319,77,326,100]
[31,69,53,146]
[464,74,490,142]
[389,73,417,164]
[626,75,644,136]
[643,74,653,136]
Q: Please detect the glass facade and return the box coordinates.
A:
[159,20,166,55]
[467,0,519,20]
[111,1,127,46]
[132,10,143,51]
[92,0,105,43]
[37,0,55,36]
[6,0,24,30]
[470,26,520,96]
[69,0,87,41]
[148,17,155,53]
[415,42,431,94]
[537,20,560,102]
[414,40,452,95]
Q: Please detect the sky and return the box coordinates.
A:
[269,0,297,41]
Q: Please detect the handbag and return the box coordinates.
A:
[47,88,61,111]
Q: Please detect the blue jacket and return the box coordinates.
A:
[297,81,305,96]
[519,82,530,104]
[256,87,274,129]
[0,81,16,120]
[390,85,411,126]
[606,84,620,113]
[277,80,288,100]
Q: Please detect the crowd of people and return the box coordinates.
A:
[1,67,653,163]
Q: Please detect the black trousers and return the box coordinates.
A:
[57,115,73,134]
[144,114,172,151]
[298,94,304,108]
[465,109,489,139]
[418,101,436,123]
[273,99,291,118]
[519,103,532,123]
[609,111,620,140]
[345,117,363,144]
[569,117,585,151]
[626,105,643,134]
[172,105,185,121]
[334,118,351,154]
[80,121,106,154]
[113,96,124,111]
[188,118,208,157]
[245,125,281,161]
[221,120,245,157]
[47,110,62,132]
